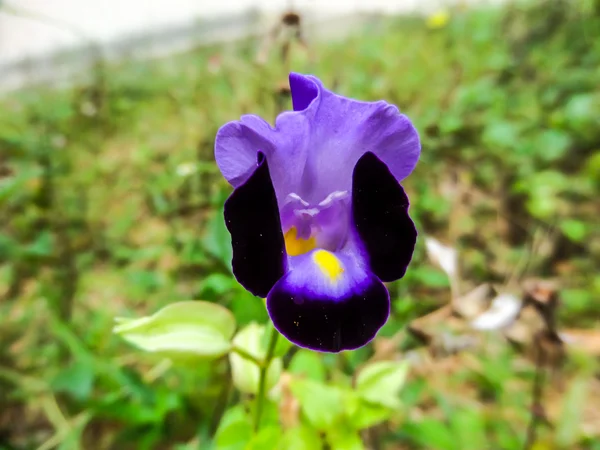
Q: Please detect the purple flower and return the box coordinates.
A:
[215,73,420,352]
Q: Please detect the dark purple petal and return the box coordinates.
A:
[289,73,319,111]
[352,152,417,282]
[266,251,390,352]
[224,153,287,297]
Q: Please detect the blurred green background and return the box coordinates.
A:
[1,0,599,449]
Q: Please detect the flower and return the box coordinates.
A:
[215,73,420,352]
[426,10,450,30]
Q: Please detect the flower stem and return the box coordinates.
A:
[254,326,279,432]
[232,346,263,368]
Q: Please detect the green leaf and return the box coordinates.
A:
[402,419,457,450]
[203,206,233,271]
[246,425,283,450]
[439,114,463,134]
[290,378,344,429]
[282,425,322,450]
[344,390,392,429]
[414,266,451,288]
[51,361,95,401]
[450,409,488,450]
[559,219,587,243]
[288,351,326,382]
[555,377,588,447]
[24,231,54,258]
[514,171,570,219]
[563,94,598,131]
[561,289,593,316]
[534,129,571,162]
[490,419,523,450]
[0,232,18,260]
[482,121,521,150]
[113,301,235,360]
[57,414,90,450]
[586,152,600,184]
[326,425,365,450]
[229,323,282,394]
[356,361,409,409]
[215,405,252,450]
[229,288,269,325]
[199,273,236,296]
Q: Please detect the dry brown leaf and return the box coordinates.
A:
[559,328,600,356]
[504,305,546,346]
[454,283,496,319]
[523,278,559,306]
[278,372,300,429]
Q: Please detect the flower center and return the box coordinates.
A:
[281,191,350,257]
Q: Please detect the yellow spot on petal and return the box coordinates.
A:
[313,250,344,282]
[284,227,317,256]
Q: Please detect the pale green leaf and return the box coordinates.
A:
[288,350,326,382]
[326,425,365,450]
[356,361,409,409]
[215,405,252,450]
[556,377,588,447]
[113,301,235,360]
[403,419,457,450]
[290,378,344,429]
[343,390,393,429]
[229,323,282,394]
[282,425,322,450]
[450,408,488,450]
[246,425,283,450]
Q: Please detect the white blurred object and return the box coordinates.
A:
[425,237,458,279]
[176,162,197,177]
[0,0,434,65]
[0,0,510,91]
[471,293,522,331]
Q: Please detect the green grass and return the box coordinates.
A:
[1,0,600,448]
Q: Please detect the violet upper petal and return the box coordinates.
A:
[352,152,417,282]
[224,152,287,297]
[214,116,274,187]
[289,72,319,111]
[266,250,390,352]
[215,73,420,206]
[215,113,310,204]
[296,75,420,203]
